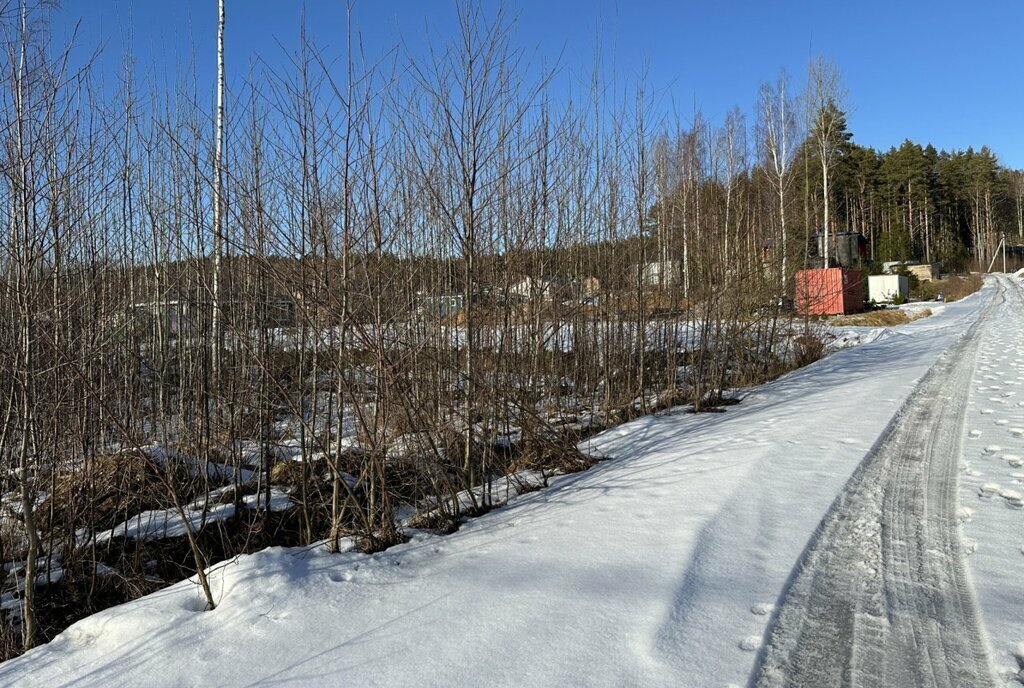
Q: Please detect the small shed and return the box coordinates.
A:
[907,263,939,282]
[816,230,867,268]
[882,262,940,282]
[795,268,863,315]
[868,274,909,304]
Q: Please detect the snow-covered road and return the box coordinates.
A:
[1,277,1019,688]
[756,279,1004,688]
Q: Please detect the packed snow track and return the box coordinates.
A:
[754,280,1009,687]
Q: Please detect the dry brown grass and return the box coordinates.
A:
[507,438,595,474]
[40,451,193,534]
[832,308,932,327]
[915,273,983,302]
[831,310,909,327]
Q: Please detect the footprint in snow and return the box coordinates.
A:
[979,483,1000,498]
[750,602,774,616]
[181,596,208,612]
[969,430,983,438]
[1000,489,1024,508]
[981,409,995,415]
[985,445,1003,454]
[1004,455,1024,468]
[738,636,762,652]
[66,628,97,647]
[995,419,1010,425]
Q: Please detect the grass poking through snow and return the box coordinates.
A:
[832,308,932,327]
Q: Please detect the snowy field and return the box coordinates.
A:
[1,278,1019,687]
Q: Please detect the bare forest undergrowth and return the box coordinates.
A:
[0,321,827,661]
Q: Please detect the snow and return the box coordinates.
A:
[89,488,293,545]
[0,279,1017,687]
[826,326,886,351]
[960,284,1024,685]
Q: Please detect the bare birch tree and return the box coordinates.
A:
[758,70,796,290]
[807,56,846,265]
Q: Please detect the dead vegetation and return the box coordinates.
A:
[914,273,984,302]
[790,333,828,367]
[831,307,932,327]
[0,0,853,659]
[39,452,195,537]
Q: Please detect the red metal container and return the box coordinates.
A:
[794,268,863,315]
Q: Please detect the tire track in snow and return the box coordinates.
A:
[754,281,1003,688]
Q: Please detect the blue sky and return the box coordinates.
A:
[51,1,1024,167]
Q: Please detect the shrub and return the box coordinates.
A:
[791,333,826,368]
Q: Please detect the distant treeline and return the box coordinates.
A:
[799,135,1018,271]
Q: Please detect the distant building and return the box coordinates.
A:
[641,260,682,288]
[907,264,939,282]
[868,274,909,304]
[127,293,297,337]
[815,230,867,269]
[127,299,192,337]
[415,292,465,318]
[795,268,863,316]
[508,276,568,303]
[577,276,601,297]
[881,262,940,282]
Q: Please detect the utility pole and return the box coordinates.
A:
[986,234,1006,273]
